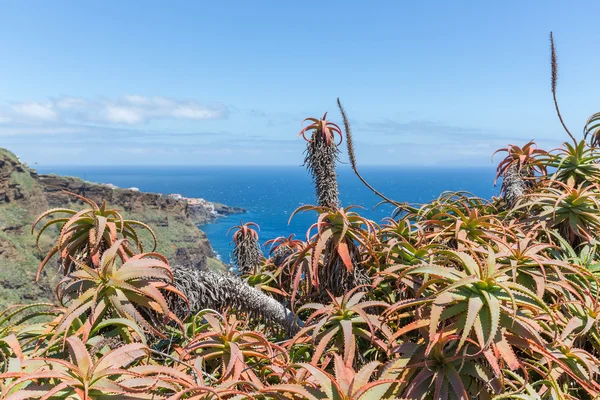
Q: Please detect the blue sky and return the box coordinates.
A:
[1,1,599,166]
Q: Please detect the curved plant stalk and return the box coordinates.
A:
[550,32,577,146]
[337,98,408,212]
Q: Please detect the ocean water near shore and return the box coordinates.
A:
[35,165,498,263]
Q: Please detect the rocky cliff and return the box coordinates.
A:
[0,147,244,307]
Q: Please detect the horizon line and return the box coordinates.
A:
[33,164,497,169]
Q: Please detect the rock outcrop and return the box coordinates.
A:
[0,147,244,307]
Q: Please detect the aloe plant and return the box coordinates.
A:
[289,205,376,298]
[32,191,156,279]
[0,336,166,399]
[291,287,391,366]
[54,240,186,342]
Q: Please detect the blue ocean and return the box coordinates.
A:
[34,166,498,263]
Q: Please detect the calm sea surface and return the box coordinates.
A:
[35,166,498,262]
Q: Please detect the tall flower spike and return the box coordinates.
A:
[550,32,577,145]
[337,98,406,209]
[299,112,342,208]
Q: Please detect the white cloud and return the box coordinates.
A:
[100,96,225,124]
[0,95,226,128]
[55,97,88,110]
[105,105,144,124]
[12,102,57,121]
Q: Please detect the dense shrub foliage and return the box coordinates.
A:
[3,34,600,399]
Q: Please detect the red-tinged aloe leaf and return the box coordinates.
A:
[121,257,171,269]
[480,291,500,349]
[311,310,336,339]
[445,363,468,399]
[110,290,163,338]
[129,365,195,385]
[5,388,63,400]
[35,245,59,281]
[38,381,72,400]
[66,336,93,376]
[100,240,126,274]
[457,294,484,352]
[391,319,430,341]
[559,316,583,342]
[298,302,329,313]
[386,297,432,317]
[354,328,389,353]
[337,241,354,272]
[0,335,23,361]
[223,341,243,380]
[429,291,455,344]
[332,354,353,392]
[92,215,108,254]
[261,384,320,400]
[153,281,188,305]
[117,266,172,283]
[433,368,446,400]
[95,342,148,372]
[31,207,76,233]
[130,251,170,264]
[340,319,355,365]
[495,330,520,371]
[5,370,71,394]
[50,287,96,344]
[62,190,100,210]
[69,257,100,279]
[298,363,341,400]
[350,361,380,394]
[472,311,487,351]
[106,221,118,244]
[310,328,338,365]
[404,264,464,281]
[57,209,93,245]
[126,282,171,316]
[313,228,333,276]
[404,367,434,398]
[96,378,155,395]
[34,218,69,250]
[124,220,157,251]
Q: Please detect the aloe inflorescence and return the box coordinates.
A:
[229,221,262,276]
[299,113,343,209]
[170,265,302,335]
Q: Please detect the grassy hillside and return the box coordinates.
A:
[0,148,227,308]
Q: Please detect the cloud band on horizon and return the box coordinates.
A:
[0,95,228,127]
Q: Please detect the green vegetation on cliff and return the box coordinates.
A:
[0,148,231,307]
